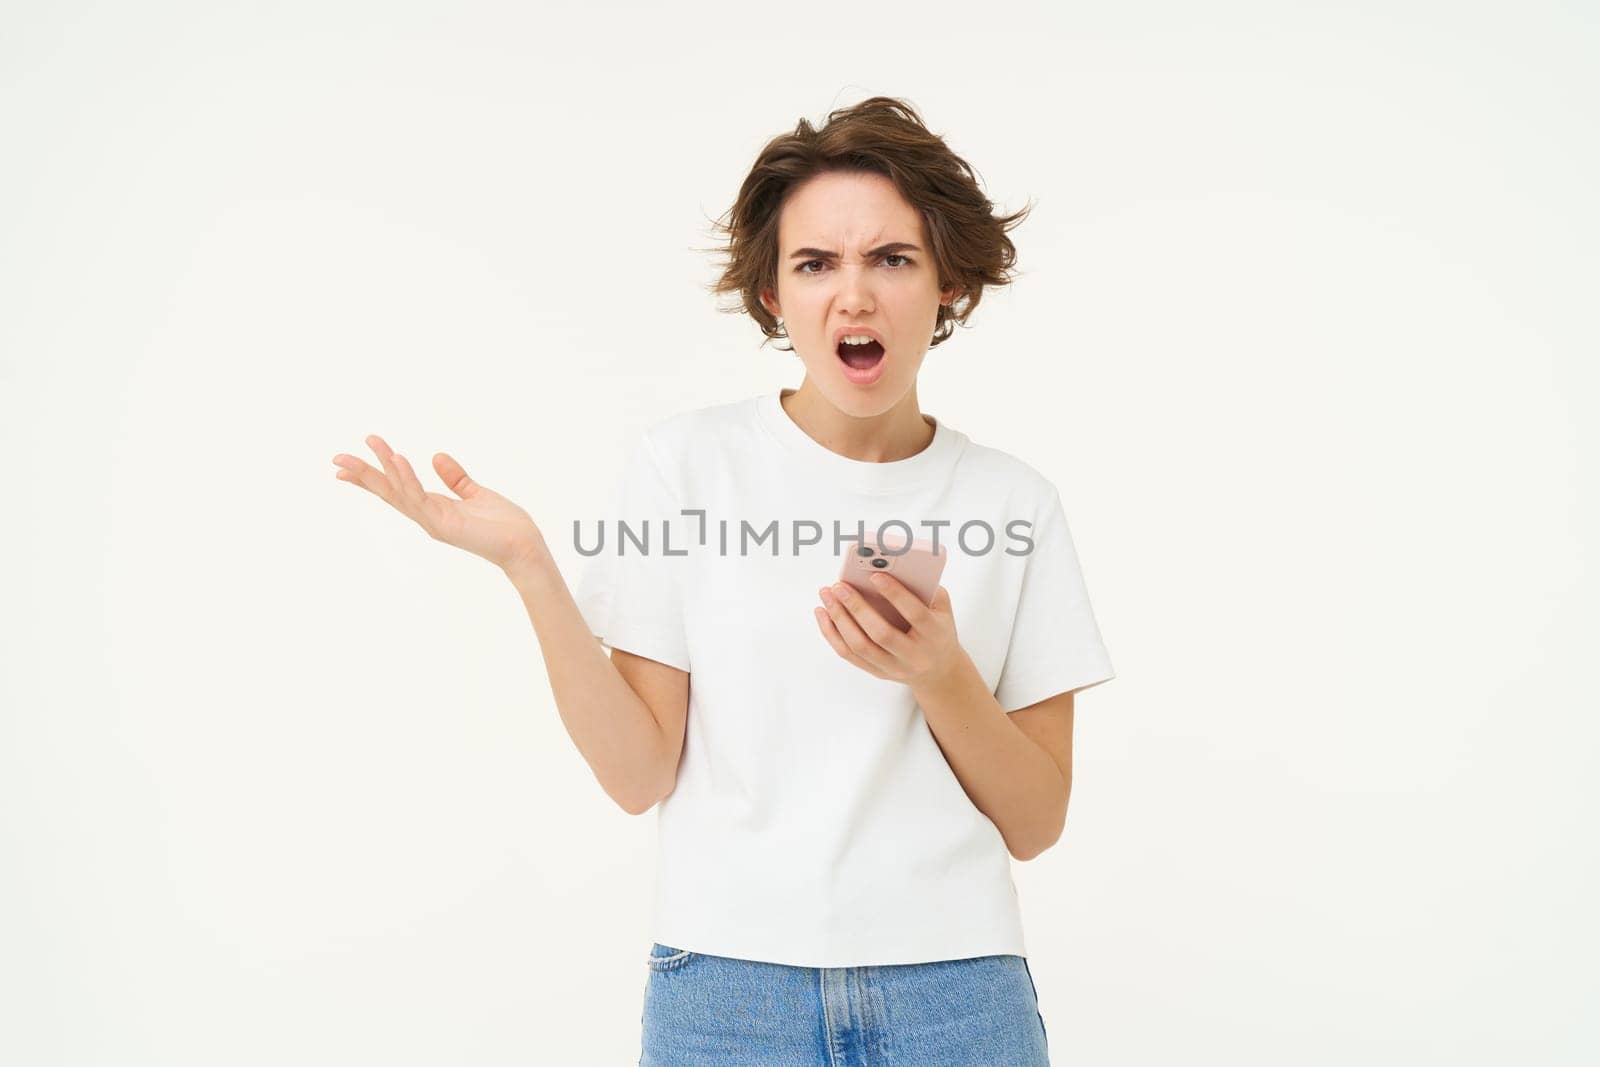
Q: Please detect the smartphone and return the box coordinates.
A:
[836,532,947,633]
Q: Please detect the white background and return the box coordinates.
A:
[2,2,1594,1063]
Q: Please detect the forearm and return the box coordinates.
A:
[911,652,1068,860]
[502,541,672,814]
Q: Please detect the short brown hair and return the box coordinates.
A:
[701,95,1032,352]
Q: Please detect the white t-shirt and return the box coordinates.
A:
[574,388,1114,967]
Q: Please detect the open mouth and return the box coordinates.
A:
[836,339,885,369]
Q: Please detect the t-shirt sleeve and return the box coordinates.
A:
[571,435,692,672]
[992,487,1115,712]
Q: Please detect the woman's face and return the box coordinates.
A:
[761,171,958,418]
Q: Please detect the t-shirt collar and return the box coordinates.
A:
[754,388,964,494]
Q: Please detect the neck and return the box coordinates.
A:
[780,380,936,463]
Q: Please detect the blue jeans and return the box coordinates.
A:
[640,942,1051,1065]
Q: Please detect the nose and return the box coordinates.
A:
[833,263,875,316]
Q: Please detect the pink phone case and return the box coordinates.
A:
[837,533,947,632]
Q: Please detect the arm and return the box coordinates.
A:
[814,576,1071,861]
[912,659,1073,861]
[330,435,685,815]
[504,540,688,815]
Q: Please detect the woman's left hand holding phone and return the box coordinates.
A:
[815,574,966,691]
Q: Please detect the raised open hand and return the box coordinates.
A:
[333,434,544,572]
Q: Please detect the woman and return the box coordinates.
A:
[333,96,1114,1065]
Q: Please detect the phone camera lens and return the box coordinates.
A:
[871,558,889,569]
[856,546,875,557]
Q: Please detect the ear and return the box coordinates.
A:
[940,283,963,306]
[759,288,781,318]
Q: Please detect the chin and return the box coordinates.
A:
[826,377,905,416]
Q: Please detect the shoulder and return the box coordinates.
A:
[635,395,755,460]
[950,429,1063,512]
[640,395,750,446]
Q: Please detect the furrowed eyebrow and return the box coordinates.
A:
[787,242,922,260]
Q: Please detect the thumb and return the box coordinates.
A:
[432,452,481,499]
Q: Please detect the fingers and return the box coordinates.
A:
[361,434,413,508]
[362,433,393,468]
[433,452,477,499]
[813,606,887,679]
[833,582,909,653]
[818,584,899,671]
[341,433,402,507]
[863,572,933,629]
[389,451,427,511]
[332,436,426,524]
[331,453,395,505]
